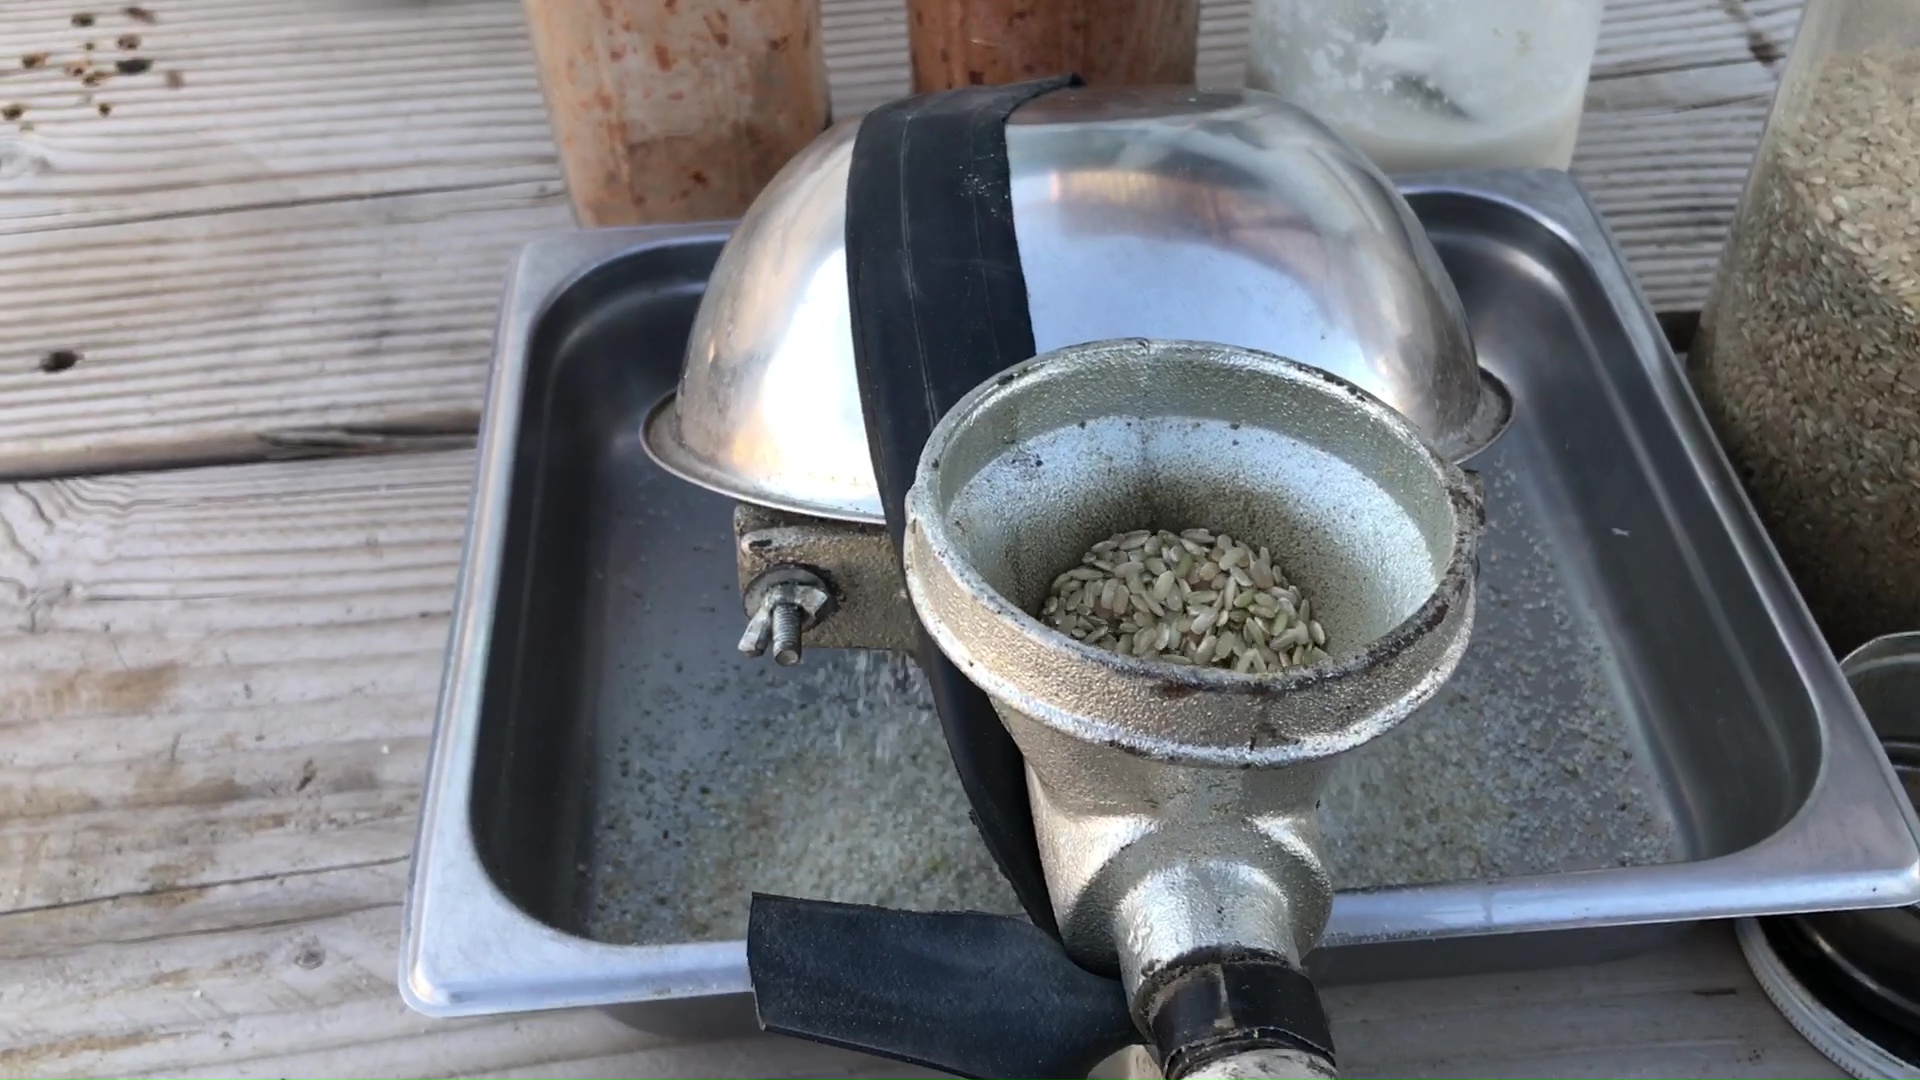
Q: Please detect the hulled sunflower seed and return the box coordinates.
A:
[1214,631,1241,663]
[1038,527,1329,673]
[1250,554,1275,589]
[1191,607,1220,635]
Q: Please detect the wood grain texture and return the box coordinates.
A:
[0,0,569,479]
[0,0,1800,475]
[0,859,931,1080]
[0,449,1842,1078]
[0,182,562,481]
[1577,0,1803,312]
[0,451,472,911]
[5,871,1841,1080]
[0,4,566,477]
[0,0,563,231]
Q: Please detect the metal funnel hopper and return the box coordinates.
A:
[903,338,1483,1078]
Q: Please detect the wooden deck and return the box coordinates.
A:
[0,1,1844,1076]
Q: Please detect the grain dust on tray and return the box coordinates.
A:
[584,650,1020,945]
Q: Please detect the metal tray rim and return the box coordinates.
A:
[399,171,1920,1018]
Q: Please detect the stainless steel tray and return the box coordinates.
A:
[402,170,1920,1022]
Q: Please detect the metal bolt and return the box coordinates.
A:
[770,602,805,666]
[737,566,835,665]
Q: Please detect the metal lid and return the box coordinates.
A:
[1738,918,1920,1079]
[643,86,1502,525]
[1743,633,1920,1077]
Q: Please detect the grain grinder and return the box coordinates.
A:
[643,80,1493,1078]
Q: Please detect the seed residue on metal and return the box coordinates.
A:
[1041,528,1329,673]
[1692,47,1920,650]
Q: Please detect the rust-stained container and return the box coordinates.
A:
[906,0,1199,92]
[523,0,830,227]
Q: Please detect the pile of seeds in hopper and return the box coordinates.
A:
[1042,528,1329,672]
[1691,47,1920,650]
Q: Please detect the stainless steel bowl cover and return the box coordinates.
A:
[644,86,1497,524]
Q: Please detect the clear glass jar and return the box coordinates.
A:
[1246,0,1603,173]
[1693,0,1920,654]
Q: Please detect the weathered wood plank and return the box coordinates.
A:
[0,0,1799,237]
[0,856,1834,1077]
[0,859,889,1080]
[1576,0,1802,313]
[0,450,471,910]
[0,0,1802,474]
[0,181,561,480]
[0,0,564,478]
[0,0,564,233]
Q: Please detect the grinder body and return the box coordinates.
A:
[900,338,1484,1075]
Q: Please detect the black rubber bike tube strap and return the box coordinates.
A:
[843,74,1079,934]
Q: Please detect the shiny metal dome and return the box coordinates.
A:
[645,86,1496,524]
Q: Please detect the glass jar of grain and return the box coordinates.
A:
[1693,0,1920,653]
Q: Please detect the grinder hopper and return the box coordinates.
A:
[900,337,1482,1077]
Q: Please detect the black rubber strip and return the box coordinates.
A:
[748,894,1139,1080]
[844,75,1078,935]
[1144,949,1336,1079]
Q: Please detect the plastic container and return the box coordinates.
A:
[1246,0,1603,173]
[1692,0,1920,655]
